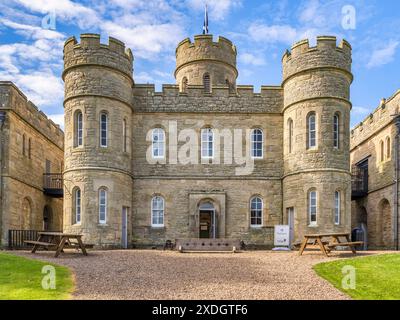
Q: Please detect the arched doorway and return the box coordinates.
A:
[199,201,216,239]
[43,206,53,231]
[378,199,392,248]
[21,198,32,230]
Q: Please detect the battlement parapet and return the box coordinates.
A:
[175,34,237,74]
[132,83,283,113]
[0,81,64,148]
[63,34,133,81]
[282,36,352,82]
[350,90,400,149]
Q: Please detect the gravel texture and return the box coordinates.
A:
[10,250,390,300]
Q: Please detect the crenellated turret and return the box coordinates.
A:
[282,36,353,241]
[63,34,134,248]
[175,35,238,92]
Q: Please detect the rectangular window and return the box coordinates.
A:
[75,189,81,224]
[152,129,165,158]
[333,115,339,148]
[308,114,316,148]
[309,191,317,226]
[250,197,263,227]
[99,189,107,224]
[201,128,214,159]
[251,129,263,159]
[100,113,108,147]
[334,191,341,225]
[152,197,164,227]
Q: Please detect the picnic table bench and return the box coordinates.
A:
[24,232,88,258]
[298,233,363,257]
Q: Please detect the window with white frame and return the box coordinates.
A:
[100,112,108,147]
[307,113,316,149]
[201,128,214,159]
[74,188,81,224]
[333,113,340,149]
[152,128,165,158]
[309,190,317,225]
[251,129,263,159]
[99,188,107,224]
[151,196,164,227]
[75,111,83,147]
[250,197,263,227]
[334,190,341,225]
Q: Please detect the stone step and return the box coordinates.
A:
[175,238,241,252]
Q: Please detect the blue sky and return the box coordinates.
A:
[0,0,399,129]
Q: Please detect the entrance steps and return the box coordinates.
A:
[175,239,241,253]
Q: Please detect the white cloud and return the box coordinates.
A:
[248,23,298,45]
[186,0,242,21]
[1,19,65,40]
[135,72,155,83]
[13,0,100,28]
[239,53,266,66]
[367,41,399,69]
[351,106,371,116]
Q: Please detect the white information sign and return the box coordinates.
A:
[274,225,290,247]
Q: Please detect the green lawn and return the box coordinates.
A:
[0,252,74,300]
[314,253,400,300]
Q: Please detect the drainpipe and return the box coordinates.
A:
[0,111,6,246]
[394,116,400,251]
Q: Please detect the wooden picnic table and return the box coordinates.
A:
[25,232,88,258]
[298,233,363,257]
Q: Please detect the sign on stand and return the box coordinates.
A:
[274,225,290,249]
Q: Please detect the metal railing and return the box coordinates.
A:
[43,173,63,197]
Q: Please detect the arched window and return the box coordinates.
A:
[288,118,293,153]
[380,140,384,162]
[151,196,165,227]
[22,134,26,156]
[251,128,263,159]
[250,197,263,227]
[308,190,317,226]
[203,73,211,93]
[334,190,341,225]
[333,113,340,149]
[181,77,188,93]
[307,112,316,149]
[152,128,165,159]
[386,137,391,159]
[123,119,127,153]
[74,188,81,224]
[74,111,83,147]
[22,197,32,229]
[99,188,107,224]
[100,112,108,147]
[201,128,214,159]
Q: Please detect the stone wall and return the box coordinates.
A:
[132,179,280,247]
[0,82,64,245]
[350,91,400,249]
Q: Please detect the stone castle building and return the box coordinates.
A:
[351,91,400,249]
[2,30,399,250]
[61,33,353,248]
[0,82,64,246]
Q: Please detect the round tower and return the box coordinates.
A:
[175,35,237,91]
[282,36,353,241]
[63,34,134,248]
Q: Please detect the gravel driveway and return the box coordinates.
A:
[11,250,383,300]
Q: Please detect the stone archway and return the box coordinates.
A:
[378,199,392,248]
[198,201,217,239]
